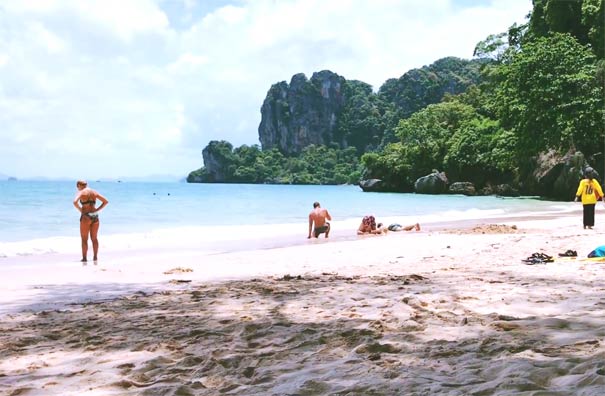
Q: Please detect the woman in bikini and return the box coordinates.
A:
[73,180,109,262]
[357,215,388,235]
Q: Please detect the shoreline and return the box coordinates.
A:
[0,201,582,260]
[0,207,591,316]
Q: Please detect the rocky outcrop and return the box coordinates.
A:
[449,182,476,196]
[258,71,346,155]
[378,57,485,118]
[524,150,586,200]
[257,58,484,157]
[359,179,385,192]
[414,171,448,194]
[479,184,520,197]
[193,140,236,182]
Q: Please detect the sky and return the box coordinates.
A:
[0,0,532,180]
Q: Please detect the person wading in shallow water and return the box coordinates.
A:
[308,201,332,239]
[73,180,109,262]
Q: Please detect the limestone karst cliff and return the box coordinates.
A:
[258,70,346,155]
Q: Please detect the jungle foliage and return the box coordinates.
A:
[187,142,361,185]
[361,0,604,191]
[189,0,604,190]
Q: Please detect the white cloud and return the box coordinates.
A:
[0,0,532,179]
[4,0,170,41]
[28,21,66,53]
[167,53,208,74]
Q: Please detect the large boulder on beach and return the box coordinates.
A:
[449,182,476,196]
[414,171,448,194]
[359,179,385,192]
[524,150,586,200]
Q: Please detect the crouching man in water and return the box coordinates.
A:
[308,201,332,239]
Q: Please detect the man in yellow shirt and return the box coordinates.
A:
[575,167,604,229]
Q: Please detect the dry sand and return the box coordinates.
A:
[1,215,605,395]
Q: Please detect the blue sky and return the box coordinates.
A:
[0,0,532,179]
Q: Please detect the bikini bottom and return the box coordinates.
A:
[81,212,99,224]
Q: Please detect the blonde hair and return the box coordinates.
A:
[76,180,88,188]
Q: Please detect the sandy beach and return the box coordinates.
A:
[1,211,605,395]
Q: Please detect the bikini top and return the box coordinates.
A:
[80,198,95,206]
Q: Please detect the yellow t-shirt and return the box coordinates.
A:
[576,178,604,205]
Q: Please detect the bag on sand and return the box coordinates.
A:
[587,245,605,258]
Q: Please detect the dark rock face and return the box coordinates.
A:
[525,150,586,200]
[414,171,448,194]
[258,71,346,155]
[359,179,385,192]
[200,141,234,182]
[449,182,476,196]
[257,59,486,158]
[479,184,520,197]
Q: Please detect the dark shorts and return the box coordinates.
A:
[388,223,402,231]
[314,224,329,237]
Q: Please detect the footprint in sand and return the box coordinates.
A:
[163,267,193,275]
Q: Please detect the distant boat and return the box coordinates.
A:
[7,177,17,182]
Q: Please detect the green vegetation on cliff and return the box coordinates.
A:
[361,0,604,192]
[189,0,604,192]
[189,57,483,184]
[187,142,361,185]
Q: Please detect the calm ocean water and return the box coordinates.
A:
[0,180,572,243]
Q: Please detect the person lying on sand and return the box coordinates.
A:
[357,215,388,235]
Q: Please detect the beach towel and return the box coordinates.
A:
[587,245,605,258]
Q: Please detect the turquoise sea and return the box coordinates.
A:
[0,180,573,245]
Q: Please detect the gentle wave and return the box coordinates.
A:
[0,203,576,259]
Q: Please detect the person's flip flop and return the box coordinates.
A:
[558,250,578,257]
[522,257,544,265]
[534,252,554,261]
[523,252,554,264]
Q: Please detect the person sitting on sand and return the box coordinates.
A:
[357,215,388,235]
[308,201,332,239]
[73,180,109,262]
[388,223,421,232]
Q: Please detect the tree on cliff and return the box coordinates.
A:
[490,33,602,167]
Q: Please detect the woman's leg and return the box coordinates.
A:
[79,218,91,261]
[402,223,421,231]
[90,221,100,260]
